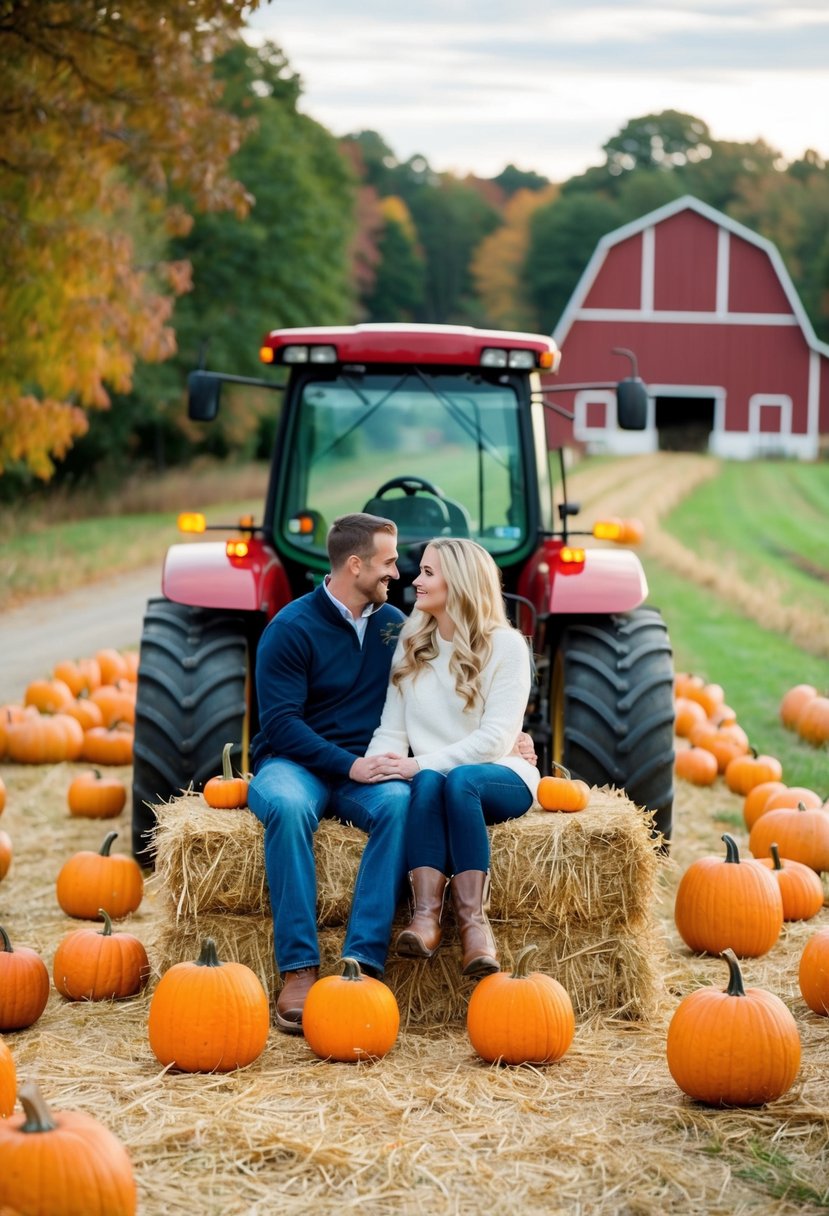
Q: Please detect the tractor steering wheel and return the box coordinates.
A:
[368,476,451,530]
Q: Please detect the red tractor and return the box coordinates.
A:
[131,324,674,865]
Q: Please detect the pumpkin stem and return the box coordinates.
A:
[99,830,118,857]
[549,761,572,780]
[98,908,113,936]
[721,834,741,864]
[722,948,746,997]
[511,944,538,978]
[341,957,364,981]
[221,742,235,782]
[0,925,11,953]
[195,938,222,967]
[18,1081,58,1133]
[797,801,807,813]
[769,843,783,872]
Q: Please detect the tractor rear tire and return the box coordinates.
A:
[552,607,675,843]
[131,598,250,866]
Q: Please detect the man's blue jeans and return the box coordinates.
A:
[248,758,410,977]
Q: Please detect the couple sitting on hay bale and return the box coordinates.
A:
[248,512,540,1034]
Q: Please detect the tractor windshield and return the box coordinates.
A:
[278,370,529,561]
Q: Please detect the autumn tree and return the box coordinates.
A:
[364,197,425,322]
[0,1,258,479]
[471,186,558,331]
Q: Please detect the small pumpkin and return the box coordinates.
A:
[466,943,575,1065]
[53,908,150,1001]
[0,925,50,1031]
[675,746,718,786]
[688,721,750,773]
[95,648,130,686]
[56,831,144,921]
[203,742,249,809]
[0,831,10,881]
[797,695,829,746]
[0,1081,137,1215]
[684,680,725,719]
[0,1037,15,1119]
[743,780,787,830]
[81,723,134,766]
[536,764,590,813]
[724,749,783,796]
[749,802,829,873]
[89,683,136,728]
[67,770,127,820]
[148,938,269,1072]
[674,833,783,958]
[23,677,75,714]
[799,927,829,1015]
[758,844,825,922]
[779,683,817,730]
[302,956,400,1062]
[673,697,708,738]
[63,696,105,732]
[52,657,102,698]
[666,949,801,1106]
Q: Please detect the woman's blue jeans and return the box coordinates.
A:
[406,764,533,875]
[248,757,409,977]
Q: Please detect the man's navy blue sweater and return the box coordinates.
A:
[250,584,405,779]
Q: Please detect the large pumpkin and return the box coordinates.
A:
[56,831,143,921]
[80,724,134,766]
[302,957,400,1062]
[0,926,50,1031]
[758,844,825,922]
[148,938,269,1072]
[666,949,801,1106]
[52,909,149,1001]
[67,770,127,820]
[742,780,787,831]
[467,944,575,1065]
[0,1081,136,1215]
[799,927,829,1015]
[749,802,829,873]
[674,834,783,957]
[724,750,783,797]
[0,1038,14,1119]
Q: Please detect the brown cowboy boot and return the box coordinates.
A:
[450,870,499,976]
[395,867,449,958]
[275,966,319,1034]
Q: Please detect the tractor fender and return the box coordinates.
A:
[162,539,292,619]
[548,547,648,616]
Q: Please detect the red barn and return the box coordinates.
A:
[548,195,829,459]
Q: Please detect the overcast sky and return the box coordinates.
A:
[246,0,829,182]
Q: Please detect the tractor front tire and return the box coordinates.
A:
[552,607,675,843]
[131,598,250,866]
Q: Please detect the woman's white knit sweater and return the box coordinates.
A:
[366,627,540,796]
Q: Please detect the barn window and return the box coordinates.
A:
[574,390,615,440]
[749,394,792,437]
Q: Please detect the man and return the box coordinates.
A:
[248,513,410,1033]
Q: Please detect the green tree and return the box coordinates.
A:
[408,178,501,322]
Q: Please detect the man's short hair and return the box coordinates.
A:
[327,513,397,569]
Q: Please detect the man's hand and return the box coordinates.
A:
[512,731,537,766]
[350,753,418,783]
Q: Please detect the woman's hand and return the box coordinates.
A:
[350,753,418,782]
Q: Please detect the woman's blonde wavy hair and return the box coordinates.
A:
[391,537,511,711]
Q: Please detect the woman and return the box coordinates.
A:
[366,537,539,976]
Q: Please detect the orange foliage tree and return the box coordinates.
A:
[0,1,259,479]
[471,186,558,331]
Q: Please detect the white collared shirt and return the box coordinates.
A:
[323,577,378,647]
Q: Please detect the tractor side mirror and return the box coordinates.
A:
[188,370,222,421]
[616,377,648,430]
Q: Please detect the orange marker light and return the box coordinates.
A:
[259,346,275,364]
[592,519,623,541]
[226,540,249,558]
[178,512,206,533]
[559,546,586,564]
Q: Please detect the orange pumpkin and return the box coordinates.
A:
[0,925,50,1031]
[799,927,829,1015]
[0,831,10,881]
[762,786,823,813]
[536,764,590,812]
[673,697,708,738]
[95,648,130,686]
[0,1081,137,1214]
[743,780,787,830]
[758,844,825,922]
[90,683,136,728]
[466,943,575,1065]
[81,724,134,766]
[63,696,105,732]
[52,908,149,1001]
[0,1037,14,1118]
[67,770,127,820]
[779,683,817,730]
[749,802,829,873]
[53,657,102,698]
[675,746,718,786]
[684,681,725,719]
[56,831,144,921]
[688,721,750,773]
[121,651,140,683]
[23,678,74,714]
[302,957,400,1062]
[0,775,5,816]
[6,713,84,764]
[724,750,783,796]
[674,833,783,957]
[667,949,801,1106]
[148,938,269,1072]
[203,742,249,809]
[797,695,829,746]
[674,672,704,699]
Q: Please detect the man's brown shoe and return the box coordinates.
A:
[275,966,319,1034]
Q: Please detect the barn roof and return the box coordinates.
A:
[553,194,829,360]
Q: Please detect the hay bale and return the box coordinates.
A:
[151,787,658,929]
